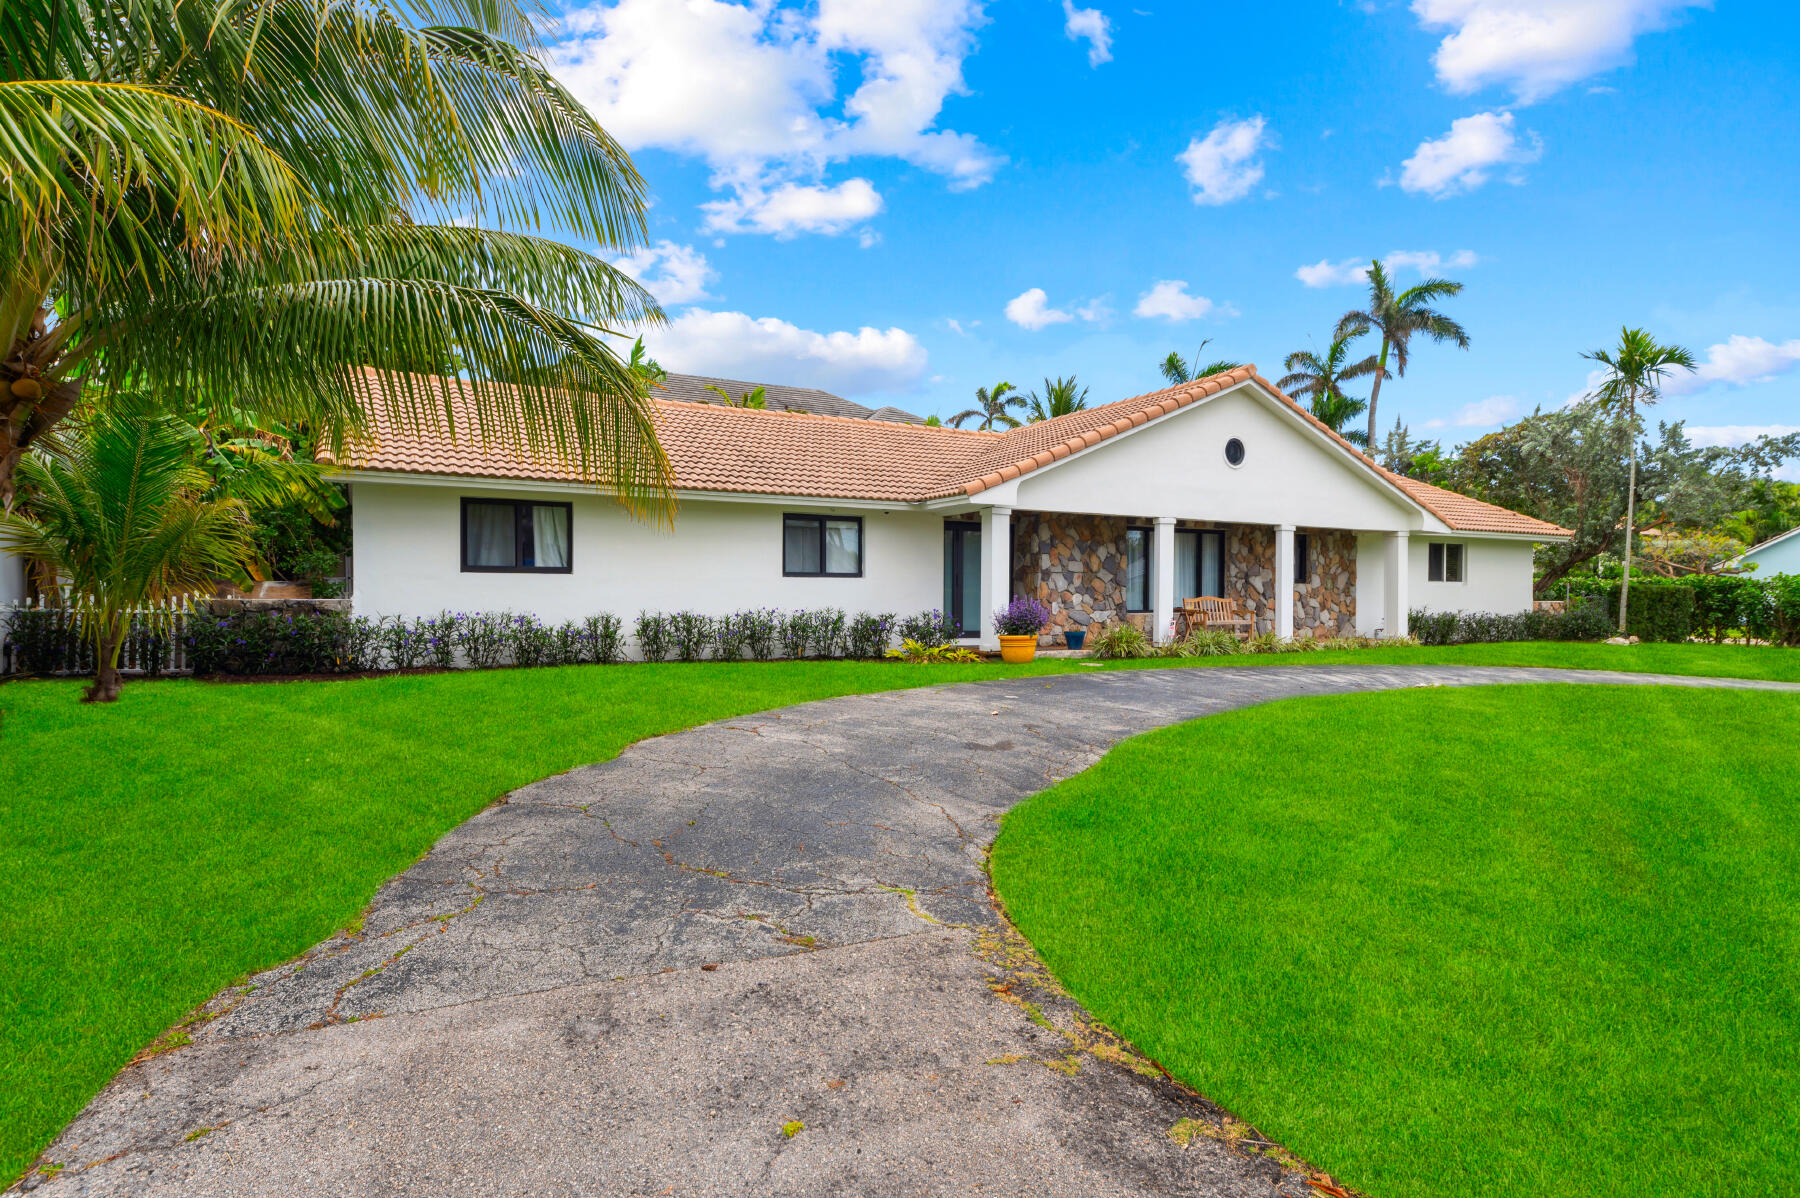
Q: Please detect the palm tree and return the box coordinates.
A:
[949,382,1025,431]
[1278,328,1381,447]
[1158,339,1243,386]
[702,384,767,409]
[3,0,672,520]
[0,411,261,702]
[1337,259,1470,450]
[1026,376,1089,422]
[1582,328,1696,633]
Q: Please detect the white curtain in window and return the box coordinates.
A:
[466,502,515,567]
[785,519,820,574]
[825,519,860,573]
[1174,531,1199,601]
[533,505,570,569]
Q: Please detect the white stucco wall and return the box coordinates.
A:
[0,551,25,608]
[348,481,947,628]
[1011,386,1420,531]
[1356,533,1538,634]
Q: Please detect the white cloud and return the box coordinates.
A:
[1062,1,1113,66]
[1176,116,1270,206]
[1132,280,1218,322]
[1664,335,1800,395]
[609,240,715,305]
[1413,0,1707,103]
[1452,394,1521,426]
[700,178,883,237]
[552,0,1000,234]
[647,308,928,394]
[1399,110,1541,197]
[1294,249,1480,288]
[1683,423,1800,448]
[1005,288,1074,331]
[1075,295,1115,324]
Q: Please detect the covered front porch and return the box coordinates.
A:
[946,507,1414,650]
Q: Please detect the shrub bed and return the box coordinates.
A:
[5,605,960,677]
[1409,601,1614,646]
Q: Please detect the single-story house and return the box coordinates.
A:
[327,365,1570,651]
[1730,525,1800,576]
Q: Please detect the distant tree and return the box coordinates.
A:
[1449,405,1798,594]
[949,382,1025,431]
[0,411,260,702]
[1581,328,1696,631]
[1378,417,1445,480]
[1278,328,1380,446]
[1026,376,1089,422]
[1720,478,1800,547]
[1337,260,1469,450]
[1159,339,1243,386]
[627,338,668,391]
[923,414,944,427]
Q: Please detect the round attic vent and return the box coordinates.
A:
[1224,437,1246,467]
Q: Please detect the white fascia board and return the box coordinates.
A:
[328,469,917,511]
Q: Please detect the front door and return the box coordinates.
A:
[944,521,981,637]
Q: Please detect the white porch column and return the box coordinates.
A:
[1152,516,1176,644]
[1383,531,1410,638]
[1274,524,1296,641]
[977,505,1013,651]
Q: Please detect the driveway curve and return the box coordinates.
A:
[26,665,1799,1196]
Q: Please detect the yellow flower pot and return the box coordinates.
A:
[997,634,1038,663]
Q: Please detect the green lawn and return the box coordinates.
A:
[2,642,1797,1181]
[990,685,1800,1198]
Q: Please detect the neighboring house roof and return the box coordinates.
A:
[331,367,1570,537]
[654,372,923,424]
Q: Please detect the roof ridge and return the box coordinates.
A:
[652,396,1001,436]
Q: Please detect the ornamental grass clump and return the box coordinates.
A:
[993,596,1051,637]
[1091,623,1152,659]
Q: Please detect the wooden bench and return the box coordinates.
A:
[1178,596,1255,639]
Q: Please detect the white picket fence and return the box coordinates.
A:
[0,598,196,677]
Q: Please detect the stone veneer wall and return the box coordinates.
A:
[1012,513,1130,643]
[1012,515,1356,642]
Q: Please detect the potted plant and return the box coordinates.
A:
[993,595,1051,663]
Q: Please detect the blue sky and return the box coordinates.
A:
[544,0,1799,464]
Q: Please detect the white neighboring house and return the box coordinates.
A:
[328,366,1570,651]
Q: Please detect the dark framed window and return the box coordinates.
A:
[784,514,863,577]
[461,498,572,573]
[1295,533,1310,583]
[1427,541,1465,583]
[1125,526,1151,611]
[1224,437,1246,467]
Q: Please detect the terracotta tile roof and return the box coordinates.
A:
[1379,472,1572,538]
[330,368,1568,537]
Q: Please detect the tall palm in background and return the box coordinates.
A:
[1,0,672,518]
[0,410,261,701]
[1278,327,1380,446]
[949,382,1025,431]
[1158,339,1243,386]
[1026,376,1089,422]
[1582,327,1696,633]
[1336,260,1470,450]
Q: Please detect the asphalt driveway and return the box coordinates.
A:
[25,664,1796,1196]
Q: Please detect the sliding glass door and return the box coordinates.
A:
[943,522,982,637]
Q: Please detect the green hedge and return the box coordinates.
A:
[1579,573,1800,645]
[1590,582,1697,642]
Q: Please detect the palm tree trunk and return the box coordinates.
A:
[1365,339,1390,453]
[85,620,127,703]
[1619,408,1638,636]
